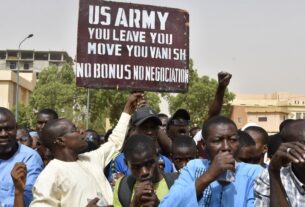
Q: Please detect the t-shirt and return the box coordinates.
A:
[160,159,263,207]
[0,143,43,207]
[30,113,130,207]
[113,177,169,207]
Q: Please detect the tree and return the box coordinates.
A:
[89,90,160,133]
[29,64,87,126]
[27,64,161,133]
[167,60,235,126]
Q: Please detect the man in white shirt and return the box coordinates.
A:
[29,92,144,207]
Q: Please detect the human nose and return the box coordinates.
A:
[221,139,231,152]
[0,128,7,136]
[146,129,153,136]
[140,166,150,178]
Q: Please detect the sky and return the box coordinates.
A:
[1,0,305,95]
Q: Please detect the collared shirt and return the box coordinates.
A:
[30,112,130,207]
[0,144,44,207]
[254,164,305,207]
[160,159,263,207]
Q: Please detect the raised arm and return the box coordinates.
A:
[205,72,232,122]
[89,92,145,167]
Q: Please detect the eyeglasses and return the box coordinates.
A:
[170,119,190,126]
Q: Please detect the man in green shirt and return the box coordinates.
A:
[113,134,177,207]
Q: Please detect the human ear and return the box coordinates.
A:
[53,137,66,147]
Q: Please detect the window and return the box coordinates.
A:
[35,52,48,60]
[24,63,29,70]
[10,62,16,69]
[296,113,302,119]
[258,117,267,122]
[0,51,6,59]
[50,53,62,61]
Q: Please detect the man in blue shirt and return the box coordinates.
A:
[110,106,173,183]
[160,116,263,207]
[0,107,43,207]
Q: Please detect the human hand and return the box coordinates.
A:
[86,198,100,207]
[11,162,27,194]
[110,172,124,188]
[218,71,232,88]
[141,190,160,207]
[269,142,305,173]
[131,181,154,207]
[124,92,145,115]
[206,151,235,181]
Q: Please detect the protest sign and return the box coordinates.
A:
[76,0,189,92]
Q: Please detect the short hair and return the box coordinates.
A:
[38,108,58,119]
[280,119,305,143]
[244,126,269,145]
[279,119,294,132]
[202,116,237,139]
[238,130,255,147]
[40,118,66,149]
[171,135,196,152]
[124,134,156,160]
[267,133,282,158]
[0,107,16,123]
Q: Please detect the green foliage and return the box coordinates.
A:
[29,64,87,127]
[12,103,33,127]
[88,90,160,132]
[26,64,161,134]
[167,60,235,126]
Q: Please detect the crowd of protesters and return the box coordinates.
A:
[0,72,305,207]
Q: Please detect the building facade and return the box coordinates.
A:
[0,49,72,110]
[0,49,71,75]
[230,92,305,134]
[0,70,36,109]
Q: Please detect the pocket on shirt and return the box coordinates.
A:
[0,181,14,196]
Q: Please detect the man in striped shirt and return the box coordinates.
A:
[254,119,305,207]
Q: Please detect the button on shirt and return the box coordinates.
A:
[0,144,44,207]
[254,164,305,207]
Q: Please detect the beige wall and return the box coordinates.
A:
[0,70,36,109]
[247,112,286,133]
[231,92,305,134]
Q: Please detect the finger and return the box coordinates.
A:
[223,163,235,171]
[288,147,305,162]
[224,74,232,80]
[12,163,26,171]
[281,143,305,162]
[18,178,26,189]
[277,150,300,163]
[87,197,99,205]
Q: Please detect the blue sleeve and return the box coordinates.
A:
[114,153,130,175]
[246,167,264,207]
[23,153,44,206]
[159,161,199,207]
[161,155,173,173]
